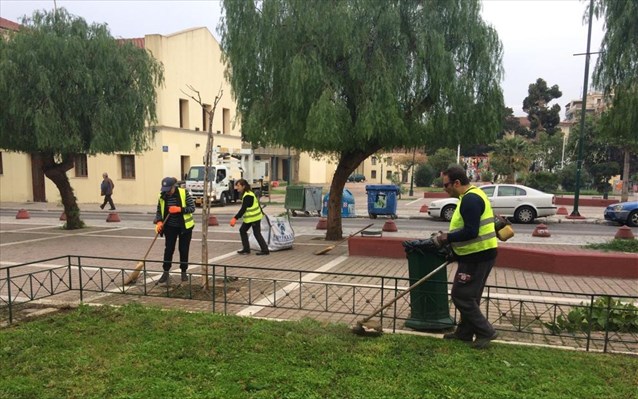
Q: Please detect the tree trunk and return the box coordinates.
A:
[41,153,84,230]
[621,147,630,203]
[326,149,378,240]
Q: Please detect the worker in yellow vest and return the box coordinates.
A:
[230,179,269,255]
[154,177,195,284]
[434,165,498,349]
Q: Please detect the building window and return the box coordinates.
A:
[386,157,392,165]
[223,108,230,134]
[179,99,189,129]
[371,156,377,166]
[386,171,393,180]
[120,155,136,179]
[0,152,3,175]
[371,170,377,179]
[74,154,88,177]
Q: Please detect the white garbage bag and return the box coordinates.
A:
[249,214,294,251]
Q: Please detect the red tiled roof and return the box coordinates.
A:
[117,37,145,49]
[0,17,21,32]
[517,116,531,128]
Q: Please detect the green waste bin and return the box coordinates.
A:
[404,251,454,331]
[284,186,305,212]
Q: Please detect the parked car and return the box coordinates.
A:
[604,201,638,227]
[427,184,557,224]
[348,173,366,182]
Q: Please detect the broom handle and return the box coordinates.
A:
[361,260,450,324]
[338,223,374,245]
[143,213,171,260]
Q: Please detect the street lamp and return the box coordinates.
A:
[569,0,594,219]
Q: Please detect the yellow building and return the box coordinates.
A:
[0,22,343,205]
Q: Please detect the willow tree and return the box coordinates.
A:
[220,0,504,239]
[0,9,163,229]
[592,0,638,202]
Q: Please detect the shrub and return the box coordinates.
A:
[558,164,592,191]
[414,163,436,187]
[525,171,559,192]
[545,296,638,334]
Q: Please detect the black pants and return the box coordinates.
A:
[239,220,269,253]
[162,225,193,272]
[100,195,115,209]
[451,258,496,340]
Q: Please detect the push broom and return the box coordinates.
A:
[352,259,451,336]
[314,223,374,255]
[124,214,169,285]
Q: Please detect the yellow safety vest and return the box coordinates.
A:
[448,186,497,256]
[159,188,195,229]
[242,191,263,223]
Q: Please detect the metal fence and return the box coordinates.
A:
[1,255,636,354]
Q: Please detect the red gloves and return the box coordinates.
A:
[168,206,182,214]
[230,217,237,227]
[155,221,164,234]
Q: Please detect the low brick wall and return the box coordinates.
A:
[348,236,638,279]
[554,197,619,207]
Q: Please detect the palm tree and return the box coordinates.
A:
[489,136,532,183]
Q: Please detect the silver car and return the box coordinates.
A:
[427,184,557,223]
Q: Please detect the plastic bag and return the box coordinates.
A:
[249,214,295,251]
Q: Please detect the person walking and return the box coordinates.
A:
[230,179,269,255]
[154,177,196,284]
[434,165,499,349]
[99,172,116,210]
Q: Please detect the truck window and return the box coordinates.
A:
[187,166,214,181]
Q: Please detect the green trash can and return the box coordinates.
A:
[284,185,305,213]
[404,251,454,331]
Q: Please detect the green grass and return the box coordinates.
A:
[1,304,637,399]
[585,239,638,253]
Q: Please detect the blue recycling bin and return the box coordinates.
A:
[321,189,356,218]
[366,184,399,219]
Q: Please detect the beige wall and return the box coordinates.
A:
[0,152,33,202]
[298,153,336,185]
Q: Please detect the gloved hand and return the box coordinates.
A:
[168,206,182,214]
[431,231,448,248]
[155,221,164,235]
[230,217,237,227]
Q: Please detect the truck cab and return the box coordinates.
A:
[185,164,241,207]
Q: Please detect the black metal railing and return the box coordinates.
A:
[1,255,636,354]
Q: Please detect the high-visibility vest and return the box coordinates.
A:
[242,191,263,223]
[448,186,497,256]
[159,188,195,229]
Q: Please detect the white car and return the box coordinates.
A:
[427,184,557,224]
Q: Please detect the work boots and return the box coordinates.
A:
[158,271,169,284]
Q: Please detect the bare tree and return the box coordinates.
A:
[181,85,222,290]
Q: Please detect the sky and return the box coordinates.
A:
[1,0,605,118]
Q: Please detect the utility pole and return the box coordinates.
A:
[569,0,595,219]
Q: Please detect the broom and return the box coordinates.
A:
[314,223,374,255]
[352,260,450,336]
[124,214,169,285]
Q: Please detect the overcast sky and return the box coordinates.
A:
[1,0,605,118]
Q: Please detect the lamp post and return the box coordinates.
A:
[569,0,594,219]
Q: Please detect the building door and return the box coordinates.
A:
[181,156,190,181]
[30,154,46,202]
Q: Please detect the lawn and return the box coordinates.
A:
[1,304,636,399]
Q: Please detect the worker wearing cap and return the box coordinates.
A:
[154,177,195,284]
